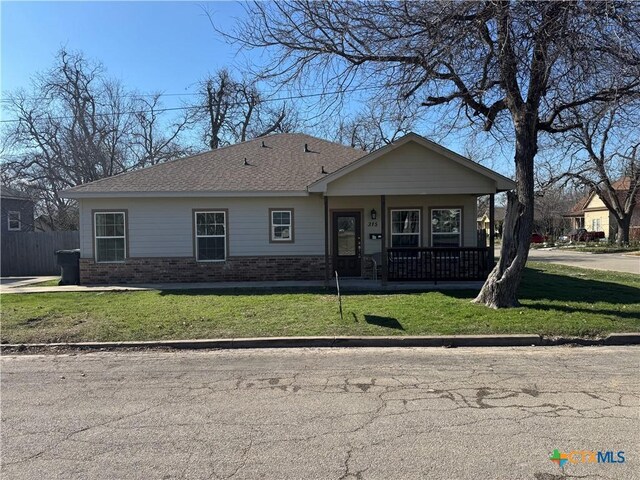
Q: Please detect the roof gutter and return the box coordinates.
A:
[61,190,311,199]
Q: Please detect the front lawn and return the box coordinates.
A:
[560,244,640,254]
[1,263,638,343]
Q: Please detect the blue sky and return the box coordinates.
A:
[2,1,245,105]
[0,1,514,177]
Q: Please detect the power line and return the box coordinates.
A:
[0,91,200,102]
[0,83,389,104]
[0,84,386,124]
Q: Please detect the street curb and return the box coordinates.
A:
[2,333,639,352]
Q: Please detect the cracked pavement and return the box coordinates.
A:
[1,346,638,479]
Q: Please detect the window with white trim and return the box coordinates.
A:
[270,210,293,242]
[591,218,601,232]
[8,211,21,231]
[94,212,126,262]
[195,211,226,261]
[431,208,462,247]
[390,209,421,247]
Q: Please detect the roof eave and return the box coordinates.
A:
[61,190,311,199]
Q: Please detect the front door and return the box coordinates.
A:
[332,211,362,277]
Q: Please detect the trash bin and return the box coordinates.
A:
[55,249,80,285]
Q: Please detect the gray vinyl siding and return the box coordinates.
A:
[79,196,325,259]
[325,142,496,196]
[79,193,479,260]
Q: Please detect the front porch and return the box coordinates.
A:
[307,133,513,284]
[322,193,497,284]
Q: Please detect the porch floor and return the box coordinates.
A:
[1,278,485,294]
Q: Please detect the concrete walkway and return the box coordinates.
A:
[0,276,59,287]
[527,248,639,274]
[0,278,484,294]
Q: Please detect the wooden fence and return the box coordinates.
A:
[1,231,79,276]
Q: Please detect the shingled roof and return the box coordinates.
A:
[63,133,366,197]
[565,194,593,216]
[1,185,33,201]
[564,178,639,216]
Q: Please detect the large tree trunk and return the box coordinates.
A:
[614,216,631,246]
[474,127,536,308]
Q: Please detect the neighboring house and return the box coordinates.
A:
[565,195,589,230]
[62,132,515,284]
[564,179,640,240]
[1,185,35,234]
[477,206,506,239]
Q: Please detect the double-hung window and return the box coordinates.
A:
[270,209,293,242]
[390,209,421,247]
[195,211,226,261]
[94,212,126,262]
[431,208,462,247]
[7,211,21,231]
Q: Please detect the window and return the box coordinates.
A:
[195,211,226,261]
[7,211,21,231]
[591,218,601,231]
[94,212,126,262]
[270,209,293,242]
[431,208,462,247]
[390,209,421,247]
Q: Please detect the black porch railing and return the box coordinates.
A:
[387,247,492,281]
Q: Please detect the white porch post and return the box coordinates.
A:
[489,193,496,265]
[381,194,387,285]
[324,195,330,286]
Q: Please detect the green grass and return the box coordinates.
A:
[1,263,638,343]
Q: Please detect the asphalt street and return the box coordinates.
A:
[2,347,639,480]
[526,248,639,274]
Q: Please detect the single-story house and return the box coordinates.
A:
[62,132,515,285]
[564,179,640,240]
[1,185,35,234]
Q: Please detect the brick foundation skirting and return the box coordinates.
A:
[80,256,327,284]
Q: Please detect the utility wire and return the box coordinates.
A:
[0,85,352,103]
[0,84,387,124]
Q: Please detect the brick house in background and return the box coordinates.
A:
[1,186,35,234]
[62,132,515,285]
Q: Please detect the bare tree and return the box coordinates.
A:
[227,1,640,307]
[1,49,190,230]
[334,103,418,152]
[130,93,194,168]
[533,185,583,238]
[195,69,296,149]
[559,101,639,245]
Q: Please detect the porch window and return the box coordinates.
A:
[431,208,461,247]
[195,211,226,261]
[391,209,421,247]
[270,209,293,242]
[7,211,21,231]
[94,212,126,262]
